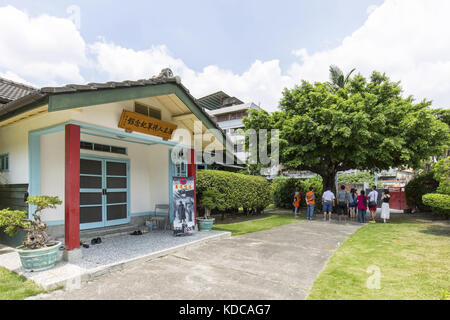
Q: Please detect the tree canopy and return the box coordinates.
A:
[243,71,450,193]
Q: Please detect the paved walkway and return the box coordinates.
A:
[30,219,362,300]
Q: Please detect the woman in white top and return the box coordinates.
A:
[380,190,391,223]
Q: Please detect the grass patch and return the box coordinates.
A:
[0,267,45,300]
[308,216,450,300]
[213,211,302,236]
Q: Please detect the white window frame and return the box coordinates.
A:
[0,153,9,172]
[173,148,188,177]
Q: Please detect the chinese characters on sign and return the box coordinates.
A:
[118,110,178,140]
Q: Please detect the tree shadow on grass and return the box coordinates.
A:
[419,226,450,237]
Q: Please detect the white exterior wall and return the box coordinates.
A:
[37,130,171,224]
[0,109,71,184]
[40,131,65,222]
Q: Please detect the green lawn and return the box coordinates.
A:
[0,267,44,300]
[213,211,302,236]
[308,215,450,300]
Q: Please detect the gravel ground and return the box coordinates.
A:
[71,229,227,269]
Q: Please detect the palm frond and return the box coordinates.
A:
[329,65,343,86]
[344,68,356,83]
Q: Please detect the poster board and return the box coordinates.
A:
[172,177,195,236]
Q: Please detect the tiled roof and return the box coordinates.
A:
[197,91,231,110]
[41,76,182,94]
[0,68,241,166]
[0,69,221,135]
[0,77,37,104]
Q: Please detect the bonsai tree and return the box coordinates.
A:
[199,189,223,219]
[0,195,62,249]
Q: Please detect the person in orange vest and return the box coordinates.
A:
[293,188,301,218]
[305,187,316,221]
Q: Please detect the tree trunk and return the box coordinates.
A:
[322,170,337,196]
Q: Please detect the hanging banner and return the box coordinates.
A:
[172,176,195,236]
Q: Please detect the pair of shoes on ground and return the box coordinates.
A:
[90,237,102,245]
[130,230,143,235]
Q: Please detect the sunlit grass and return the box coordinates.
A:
[213,211,302,236]
[308,216,450,300]
[0,267,44,300]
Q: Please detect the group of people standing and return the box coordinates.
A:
[293,185,391,224]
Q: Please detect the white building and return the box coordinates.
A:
[0,69,232,257]
[206,103,260,163]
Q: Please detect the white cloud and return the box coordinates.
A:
[89,40,295,110]
[0,71,35,87]
[289,0,450,108]
[1,0,449,112]
[366,5,378,15]
[0,5,86,85]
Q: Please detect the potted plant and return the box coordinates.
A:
[0,195,62,272]
[197,189,222,231]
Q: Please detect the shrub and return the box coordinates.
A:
[0,195,62,249]
[422,193,450,216]
[405,172,439,212]
[432,157,450,195]
[338,171,383,188]
[199,189,224,219]
[196,170,272,215]
[272,177,302,209]
[272,176,323,209]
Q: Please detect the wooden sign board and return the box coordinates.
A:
[118,110,178,140]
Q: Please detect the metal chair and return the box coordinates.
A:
[148,204,170,230]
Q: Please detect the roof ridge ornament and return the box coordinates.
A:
[154,68,174,79]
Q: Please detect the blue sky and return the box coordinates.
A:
[0,0,448,111]
[6,0,382,72]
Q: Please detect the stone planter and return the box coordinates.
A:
[16,241,61,272]
[197,218,215,231]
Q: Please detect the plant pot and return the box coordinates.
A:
[16,241,61,272]
[197,218,215,231]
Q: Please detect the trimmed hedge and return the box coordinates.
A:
[422,193,450,216]
[405,172,439,212]
[272,176,323,209]
[196,170,272,214]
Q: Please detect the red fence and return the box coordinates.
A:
[388,188,408,210]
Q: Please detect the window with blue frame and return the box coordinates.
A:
[173,149,187,177]
[0,154,9,171]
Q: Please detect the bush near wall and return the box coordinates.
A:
[272,176,323,209]
[405,172,439,212]
[422,193,450,216]
[196,170,272,215]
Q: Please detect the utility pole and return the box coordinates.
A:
[335,172,339,194]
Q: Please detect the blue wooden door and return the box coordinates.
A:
[80,156,129,230]
[104,159,129,227]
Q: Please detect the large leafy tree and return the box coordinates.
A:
[243,71,450,194]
